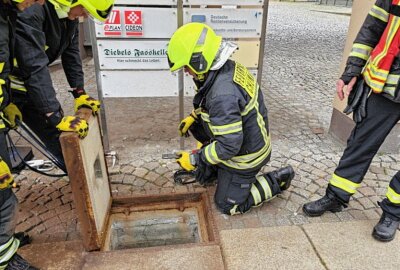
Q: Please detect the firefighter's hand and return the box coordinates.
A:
[336,77,357,101]
[176,151,196,172]
[3,103,22,128]
[178,110,197,137]
[56,116,89,139]
[343,79,370,123]
[0,159,14,190]
[74,94,101,115]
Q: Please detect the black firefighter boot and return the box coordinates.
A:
[6,253,38,270]
[303,192,344,217]
[372,211,400,242]
[270,165,295,191]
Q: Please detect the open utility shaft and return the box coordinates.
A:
[60,110,218,252]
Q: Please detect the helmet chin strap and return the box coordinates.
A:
[48,0,71,18]
[197,73,206,82]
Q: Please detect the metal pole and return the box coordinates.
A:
[257,0,270,85]
[89,19,110,152]
[178,0,185,150]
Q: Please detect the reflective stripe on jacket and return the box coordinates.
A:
[11,2,84,114]
[342,0,400,102]
[196,60,271,172]
[364,0,400,94]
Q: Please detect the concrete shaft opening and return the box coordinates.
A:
[106,208,200,250]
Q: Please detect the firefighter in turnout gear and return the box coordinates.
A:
[303,0,400,242]
[168,23,295,215]
[9,0,113,171]
[1,1,45,269]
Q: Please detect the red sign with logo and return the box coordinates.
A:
[124,10,143,37]
[104,9,121,36]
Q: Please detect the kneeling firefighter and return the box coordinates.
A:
[9,0,114,172]
[167,23,295,215]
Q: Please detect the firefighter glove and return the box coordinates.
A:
[178,110,198,137]
[56,116,89,139]
[0,158,14,190]
[3,103,22,128]
[74,95,101,115]
[343,79,370,123]
[176,151,196,172]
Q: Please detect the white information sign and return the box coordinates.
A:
[184,69,258,96]
[95,7,177,38]
[101,71,179,97]
[183,8,263,38]
[97,40,169,70]
[185,0,264,5]
[115,0,177,5]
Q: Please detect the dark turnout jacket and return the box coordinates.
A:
[0,2,16,111]
[195,60,271,172]
[11,1,84,113]
[342,0,400,102]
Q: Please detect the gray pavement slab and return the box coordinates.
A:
[82,244,224,270]
[303,220,400,270]
[219,226,324,270]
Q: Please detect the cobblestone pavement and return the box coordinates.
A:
[13,2,400,243]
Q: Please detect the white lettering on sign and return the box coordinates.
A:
[104,9,122,36]
[124,10,143,36]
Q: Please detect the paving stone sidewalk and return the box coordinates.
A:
[13,2,399,243]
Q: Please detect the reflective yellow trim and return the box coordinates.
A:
[0,237,13,254]
[209,121,242,135]
[0,79,4,107]
[349,43,373,61]
[9,76,27,92]
[233,62,256,98]
[250,184,262,205]
[201,112,210,122]
[0,62,4,73]
[373,16,400,66]
[383,86,395,96]
[257,175,272,200]
[369,4,389,23]
[0,237,19,267]
[229,205,240,215]
[0,114,4,128]
[204,141,221,165]
[217,97,271,170]
[387,187,400,204]
[386,74,400,85]
[13,58,18,68]
[231,136,270,163]
[241,85,259,116]
[329,173,360,194]
[202,82,270,170]
[368,64,390,80]
[363,73,384,93]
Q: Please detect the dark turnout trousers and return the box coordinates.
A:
[328,93,400,218]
